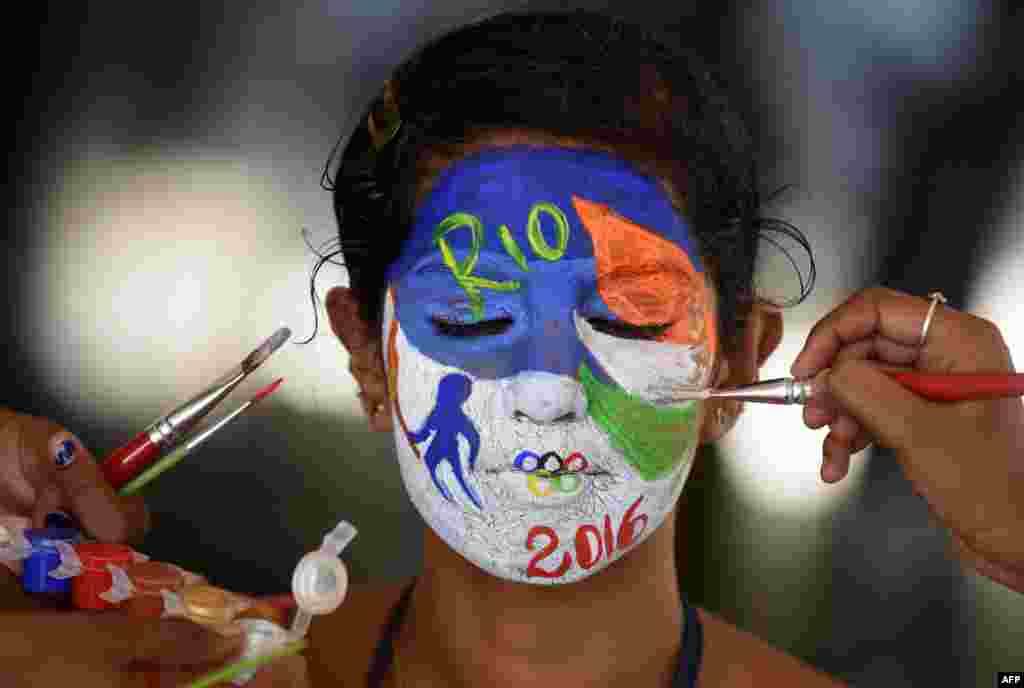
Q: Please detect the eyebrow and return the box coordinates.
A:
[410,250,524,276]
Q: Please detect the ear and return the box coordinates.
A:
[700,302,784,444]
[755,304,784,369]
[325,286,392,431]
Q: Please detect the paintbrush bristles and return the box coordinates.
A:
[242,327,292,373]
[665,388,712,401]
[252,377,284,404]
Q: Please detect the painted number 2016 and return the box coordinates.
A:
[525,496,648,578]
[433,202,571,319]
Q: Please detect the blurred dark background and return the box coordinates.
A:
[5,2,1023,686]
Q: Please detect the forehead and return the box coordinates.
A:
[385,146,702,282]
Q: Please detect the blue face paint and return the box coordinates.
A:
[406,373,483,509]
[388,146,704,383]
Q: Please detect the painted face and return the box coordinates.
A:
[382,146,718,584]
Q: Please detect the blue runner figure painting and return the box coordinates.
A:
[406,373,483,510]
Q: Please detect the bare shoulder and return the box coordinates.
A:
[307,579,412,687]
[696,606,848,688]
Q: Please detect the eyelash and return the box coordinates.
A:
[430,316,515,337]
[429,315,671,340]
[586,318,671,340]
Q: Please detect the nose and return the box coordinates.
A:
[503,371,587,424]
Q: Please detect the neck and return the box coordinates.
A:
[395,509,684,688]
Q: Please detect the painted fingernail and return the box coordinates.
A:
[790,353,806,376]
[45,511,78,529]
[54,439,76,469]
[821,443,834,481]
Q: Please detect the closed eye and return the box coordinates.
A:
[431,316,515,338]
[586,318,672,340]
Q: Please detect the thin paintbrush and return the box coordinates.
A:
[184,639,307,688]
[117,378,284,496]
[101,327,292,488]
[673,371,1024,405]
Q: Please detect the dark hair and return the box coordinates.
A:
[303,10,813,352]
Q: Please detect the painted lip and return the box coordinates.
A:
[483,450,611,476]
[483,467,611,476]
[478,467,607,508]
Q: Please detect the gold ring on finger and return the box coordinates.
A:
[918,291,948,348]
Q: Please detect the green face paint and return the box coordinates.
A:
[430,202,572,321]
[526,202,570,261]
[498,225,530,271]
[578,361,698,481]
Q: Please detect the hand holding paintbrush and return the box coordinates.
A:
[100,327,292,490]
[783,288,1024,594]
[0,327,304,687]
[0,327,291,564]
[687,369,1024,405]
[608,288,1024,594]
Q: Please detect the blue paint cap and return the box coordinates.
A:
[22,527,80,595]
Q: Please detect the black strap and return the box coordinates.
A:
[678,591,703,687]
[367,580,702,687]
[366,581,416,687]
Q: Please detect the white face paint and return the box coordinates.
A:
[383,294,706,584]
[380,147,717,585]
[574,312,709,400]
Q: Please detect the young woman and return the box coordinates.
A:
[2,10,1021,688]
[300,11,891,687]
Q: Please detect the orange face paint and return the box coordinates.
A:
[386,291,421,461]
[571,195,712,354]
